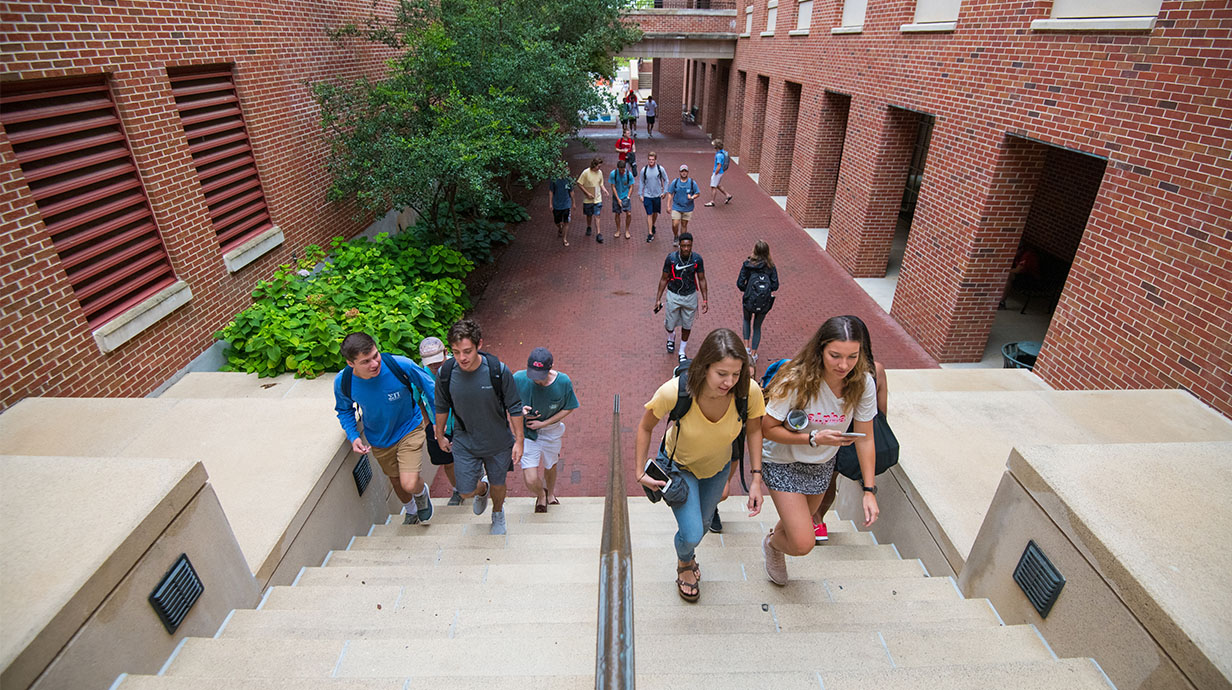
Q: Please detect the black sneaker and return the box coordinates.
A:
[666,340,675,354]
[646,232,654,243]
[709,511,723,533]
[586,227,592,236]
[596,233,604,244]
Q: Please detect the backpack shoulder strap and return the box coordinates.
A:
[482,352,507,411]
[341,367,353,401]
[382,354,431,418]
[439,358,459,429]
[736,391,748,422]
[669,372,692,423]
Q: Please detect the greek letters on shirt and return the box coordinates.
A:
[388,390,403,402]
[810,412,846,425]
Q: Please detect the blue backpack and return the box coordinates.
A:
[760,358,791,392]
[719,149,730,172]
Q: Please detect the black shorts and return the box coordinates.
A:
[425,421,454,466]
[646,116,656,125]
[552,208,570,224]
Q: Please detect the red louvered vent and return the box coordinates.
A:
[167,65,274,254]
[0,75,177,327]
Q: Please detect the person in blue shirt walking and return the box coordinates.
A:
[704,139,734,207]
[334,332,440,525]
[608,159,637,241]
[666,164,700,246]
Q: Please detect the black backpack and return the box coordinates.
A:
[437,352,509,436]
[744,269,775,314]
[340,354,431,420]
[662,358,752,490]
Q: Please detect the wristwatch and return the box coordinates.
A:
[862,485,878,495]
[807,430,818,447]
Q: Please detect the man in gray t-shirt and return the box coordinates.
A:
[639,152,669,244]
[435,319,523,534]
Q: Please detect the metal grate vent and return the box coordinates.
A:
[0,75,177,327]
[167,64,274,253]
[1013,540,1065,618]
[353,453,373,496]
[148,554,204,634]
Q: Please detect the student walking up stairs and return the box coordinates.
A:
[116,497,1114,689]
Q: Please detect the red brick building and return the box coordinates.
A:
[654,0,1232,417]
[1,1,392,409]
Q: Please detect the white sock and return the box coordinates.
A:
[667,334,674,345]
[679,341,688,357]
[403,501,415,513]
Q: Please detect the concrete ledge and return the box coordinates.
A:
[886,368,1051,393]
[1031,17,1155,31]
[0,397,360,585]
[629,8,738,16]
[1008,443,1232,689]
[0,456,257,690]
[92,280,191,355]
[867,389,1232,574]
[788,28,809,36]
[831,25,862,34]
[901,21,956,32]
[222,225,284,273]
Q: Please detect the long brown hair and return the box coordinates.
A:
[768,316,871,410]
[749,240,774,268]
[686,328,752,401]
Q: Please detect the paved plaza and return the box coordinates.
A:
[431,123,938,498]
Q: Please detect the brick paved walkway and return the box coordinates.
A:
[430,124,937,499]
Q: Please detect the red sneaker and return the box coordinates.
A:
[813,522,829,543]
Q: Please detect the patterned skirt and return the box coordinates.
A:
[762,459,837,494]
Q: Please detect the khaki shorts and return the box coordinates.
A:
[671,210,693,221]
[664,290,699,331]
[370,421,427,477]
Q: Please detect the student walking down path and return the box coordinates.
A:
[429,125,937,499]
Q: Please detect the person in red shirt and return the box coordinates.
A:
[1000,243,1041,309]
[615,127,636,164]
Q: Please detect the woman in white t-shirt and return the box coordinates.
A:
[760,316,880,585]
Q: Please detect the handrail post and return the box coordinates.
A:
[596,395,634,689]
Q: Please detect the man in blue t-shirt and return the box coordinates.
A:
[334,332,440,525]
[608,159,636,241]
[513,347,580,512]
[704,139,733,208]
[547,174,573,247]
[665,164,700,246]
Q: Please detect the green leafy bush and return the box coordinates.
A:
[490,199,531,224]
[216,232,473,378]
[404,212,516,264]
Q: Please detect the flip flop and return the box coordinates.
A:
[534,502,547,513]
[703,202,715,207]
[725,195,733,205]
[547,497,560,505]
[676,561,700,602]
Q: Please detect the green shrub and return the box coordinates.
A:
[216,232,473,378]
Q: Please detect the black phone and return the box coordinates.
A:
[643,458,672,488]
[653,303,663,314]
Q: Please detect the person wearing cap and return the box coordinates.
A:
[665,163,700,246]
[334,332,440,525]
[418,336,464,506]
[513,348,580,512]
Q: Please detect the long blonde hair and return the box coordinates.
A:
[768,316,871,411]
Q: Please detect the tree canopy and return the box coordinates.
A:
[313,0,641,226]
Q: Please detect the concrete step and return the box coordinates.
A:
[816,658,1115,689]
[116,679,404,690]
[161,627,1051,677]
[368,521,871,544]
[417,496,839,521]
[220,599,1002,641]
[325,543,905,567]
[298,556,926,587]
[261,575,960,613]
[345,529,875,552]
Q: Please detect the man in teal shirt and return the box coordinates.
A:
[608,159,636,241]
[513,347,580,512]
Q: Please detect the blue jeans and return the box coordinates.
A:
[668,464,730,562]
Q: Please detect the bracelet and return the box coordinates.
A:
[750,469,762,474]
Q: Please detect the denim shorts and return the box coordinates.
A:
[642,197,662,215]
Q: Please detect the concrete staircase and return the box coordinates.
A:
[115,497,1114,689]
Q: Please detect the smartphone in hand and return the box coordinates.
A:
[643,458,672,490]
[840,432,866,438]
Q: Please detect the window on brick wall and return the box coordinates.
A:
[902,0,961,31]
[835,0,866,32]
[795,0,813,31]
[1034,0,1161,29]
[744,6,753,35]
[0,75,177,328]
[167,65,274,255]
[763,0,777,34]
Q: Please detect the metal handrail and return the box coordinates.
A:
[596,395,635,689]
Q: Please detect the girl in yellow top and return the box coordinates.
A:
[635,328,766,602]
[760,316,880,586]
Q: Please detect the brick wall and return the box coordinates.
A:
[655,58,686,135]
[739,74,769,174]
[0,1,395,409]
[727,69,747,154]
[721,0,1232,417]
[758,79,800,195]
[1022,147,1106,260]
[785,89,850,228]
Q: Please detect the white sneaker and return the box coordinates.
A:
[490,510,507,535]
[473,475,490,516]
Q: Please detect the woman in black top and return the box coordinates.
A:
[736,240,780,364]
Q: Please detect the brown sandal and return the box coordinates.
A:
[676,561,700,602]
